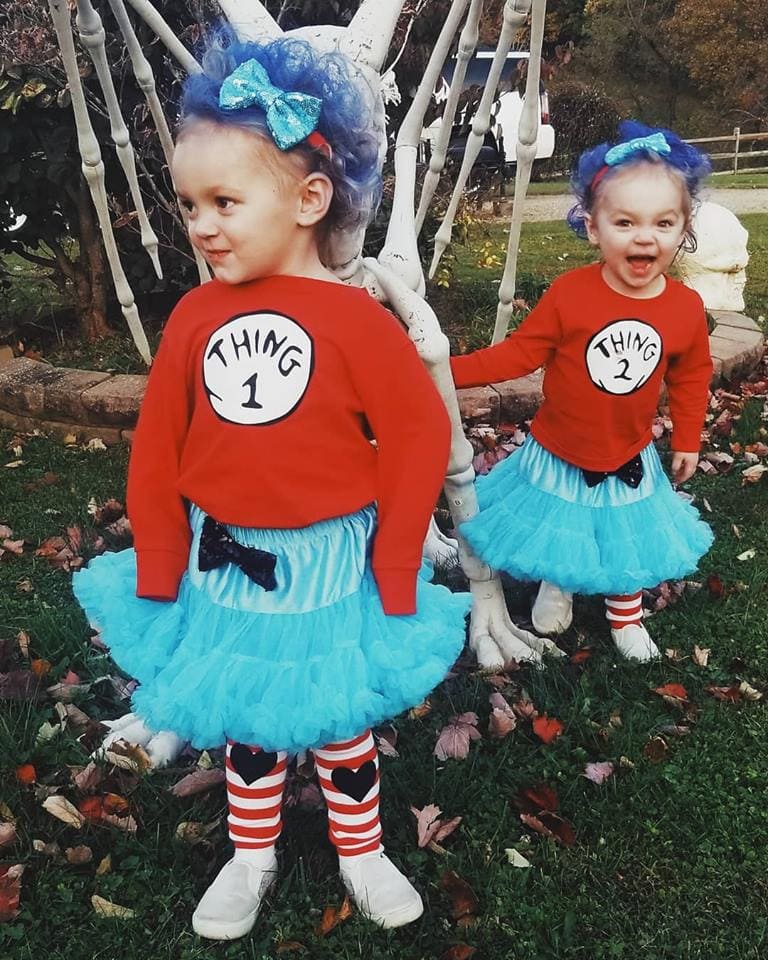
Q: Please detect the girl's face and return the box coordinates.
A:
[173,122,329,285]
[585,163,689,299]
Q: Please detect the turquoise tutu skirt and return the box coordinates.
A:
[460,437,713,596]
[73,504,469,752]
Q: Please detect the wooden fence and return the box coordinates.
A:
[686,128,768,174]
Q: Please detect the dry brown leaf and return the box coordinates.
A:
[739,681,763,701]
[314,896,352,937]
[583,762,614,785]
[409,699,432,720]
[42,795,86,828]
[0,822,17,849]
[434,713,481,761]
[16,631,30,657]
[275,942,307,954]
[104,740,152,774]
[439,870,479,920]
[643,736,670,762]
[175,820,219,845]
[411,803,443,848]
[692,645,711,667]
[519,811,576,846]
[0,864,24,922]
[96,854,112,876]
[439,946,477,960]
[91,894,135,919]
[169,768,226,797]
[65,845,93,865]
[32,839,62,858]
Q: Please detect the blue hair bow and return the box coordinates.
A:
[604,132,671,166]
[219,58,323,151]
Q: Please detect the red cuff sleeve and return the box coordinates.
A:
[135,549,188,602]
[373,567,418,616]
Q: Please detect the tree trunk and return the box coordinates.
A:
[75,177,111,342]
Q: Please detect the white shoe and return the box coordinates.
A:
[531,581,573,635]
[340,852,424,929]
[192,853,278,940]
[611,623,660,662]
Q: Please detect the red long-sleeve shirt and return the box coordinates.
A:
[127,275,450,615]
[451,263,712,471]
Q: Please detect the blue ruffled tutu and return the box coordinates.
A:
[73,504,469,752]
[460,437,713,596]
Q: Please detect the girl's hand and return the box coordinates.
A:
[671,451,699,484]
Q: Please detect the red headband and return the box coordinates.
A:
[590,165,609,191]
[306,131,333,161]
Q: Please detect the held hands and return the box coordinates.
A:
[671,451,699,485]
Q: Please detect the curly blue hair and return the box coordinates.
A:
[567,120,712,246]
[179,33,383,239]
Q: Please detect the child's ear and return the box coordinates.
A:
[584,213,600,247]
[297,172,333,227]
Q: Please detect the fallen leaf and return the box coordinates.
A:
[706,684,742,702]
[706,574,726,599]
[314,895,352,936]
[434,713,481,761]
[15,763,36,785]
[169,768,226,797]
[692,645,711,667]
[42,795,86,828]
[276,942,307,955]
[739,681,763,701]
[96,854,112,876]
[0,864,24,922]
[91,894,135,919]
[65,845,93,865]
[517,783,559,814]
[0,525,13,539]
[374,724,399,758]
[72,762,105,793]
[0,822,17,849]
[175,820,219,845]
[504,848,531,868]
[658,724,692,738]
[1,539,24,556]
[737,548,756,561]
[570,647,593,664]
[32,839,62,858]
[104,740,152,774]
[432,816,462,846]
[489,707,517,739]
[742,464,768,485]
[532,714,564,744]
[439,870,479,920]
[643,737,670,762]
[652,683,689,707]
[409,699,432,720]
[583,761,614,785]
[30,659,52,679]
[85,438,107,452]
[439,946,477,960]
[511,699,537,720]
[519,811,576,846]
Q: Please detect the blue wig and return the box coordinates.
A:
[179,33,383,238]
[567,119,712,240]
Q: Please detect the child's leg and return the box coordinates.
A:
[532,580,573,635]
[605,592,660,662]
[314,730,423,929]
[192,742,286,940]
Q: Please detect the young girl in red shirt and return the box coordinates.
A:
[451,121,714,662]
[74,36,468,939]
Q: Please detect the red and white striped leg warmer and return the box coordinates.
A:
[605,591,643,629]
[225,740,288,851]
[314,730,383,859]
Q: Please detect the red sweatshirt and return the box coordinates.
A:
[451,264,712,471]
[127,275,451,615]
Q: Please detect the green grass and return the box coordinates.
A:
[1,416,768,958]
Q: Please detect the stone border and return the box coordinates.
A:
[0,310,762,442]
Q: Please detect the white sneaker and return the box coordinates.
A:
[340,852,423,929]
[192,853,278,940]
[611,623,660,662]
[531,581,573,635]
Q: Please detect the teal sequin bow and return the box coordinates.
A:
[219,58,323,151]
[604,132,671,166]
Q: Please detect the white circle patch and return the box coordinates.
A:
[203,312,313,425]
[585,319,662,395]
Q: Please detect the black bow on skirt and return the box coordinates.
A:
[198,516,278,591]
[582,453,644,489]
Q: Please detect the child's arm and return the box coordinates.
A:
[664,304,713,483]
[450,285,562,388]
[126,317,193,602]
[346,309,451,616]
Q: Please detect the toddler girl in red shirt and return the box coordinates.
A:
[451,120,714,661]
[74,36,468,940]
